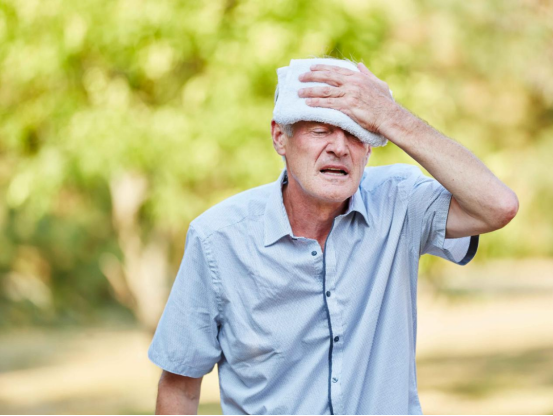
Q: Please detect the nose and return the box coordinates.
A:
[326,129,349,158]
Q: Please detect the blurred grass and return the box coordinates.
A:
[199,403,223,415]
[1,267,553,415]
[418,348,553,399]
[122,403,222,415]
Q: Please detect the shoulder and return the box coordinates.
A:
[359,163,425,194]
[190,182,273,240]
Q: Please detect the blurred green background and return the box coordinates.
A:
[1,0,552,414]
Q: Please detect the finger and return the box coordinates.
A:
[298,86,343,99]
[309,64,356,76]
[299,70,343,87]
[357,62,381,83]
[357,62,371,75]
[305,97,343,110]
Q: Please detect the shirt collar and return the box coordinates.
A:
[263,168,369,247]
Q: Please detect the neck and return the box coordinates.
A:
[282,180,348,250]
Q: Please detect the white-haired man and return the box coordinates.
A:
[148,58,518,415]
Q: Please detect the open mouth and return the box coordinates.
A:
[320,168,348,176]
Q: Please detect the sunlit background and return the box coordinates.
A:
[1,0,552,414]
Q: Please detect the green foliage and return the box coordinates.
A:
[0,0,551,324]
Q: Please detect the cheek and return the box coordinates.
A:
[291,144,322,170]
[286,153,314,182]
[351,148,367,163]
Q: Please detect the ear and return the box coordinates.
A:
[271,120,288,157]
[363,145,372,166]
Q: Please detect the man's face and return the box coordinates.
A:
[272,120,371,205]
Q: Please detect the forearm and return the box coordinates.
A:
[155,383,200,415]
[379,105,518,228]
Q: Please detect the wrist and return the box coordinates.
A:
[376,105,418,145]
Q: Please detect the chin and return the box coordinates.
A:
[312,186,355,204]
[313,176,356,199]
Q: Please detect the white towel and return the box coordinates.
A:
[273,58,388,147]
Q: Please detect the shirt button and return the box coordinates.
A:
[334,336,340,342]
[311,251,317,256]
[332,377,338,383]
[326,291,331,297]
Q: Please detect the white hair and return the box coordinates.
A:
[276,123,295,166]
[280,123,294,138]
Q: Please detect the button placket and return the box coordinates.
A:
[308,241,323,279]
[325,227,346,415]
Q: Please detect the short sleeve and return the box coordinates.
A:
[407,169,479,265]
[148,225,222,377]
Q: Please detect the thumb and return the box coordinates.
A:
[357,62,380,82]
[357,62,371,75]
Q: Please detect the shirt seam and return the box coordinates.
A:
[365,174,410,196]
[413,184,451,256]
[197,212,264,241]
[191,224,224,326]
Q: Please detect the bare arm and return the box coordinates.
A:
[378,105,519,238]
[156,370,203,415]
[298,63,519,238]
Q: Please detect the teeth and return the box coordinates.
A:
[321,168,346,175]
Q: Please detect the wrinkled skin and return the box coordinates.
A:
[271,119,372,248]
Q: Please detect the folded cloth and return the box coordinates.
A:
[273,58,389,147]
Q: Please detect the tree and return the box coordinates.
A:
[1,0,551,327]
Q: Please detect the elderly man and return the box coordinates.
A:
[148,58,518,415]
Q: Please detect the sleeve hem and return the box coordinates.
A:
[457,235,479,266]
[148,349,215,378]
[421,190,479,265]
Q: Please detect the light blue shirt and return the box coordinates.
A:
[148,164,479,415]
